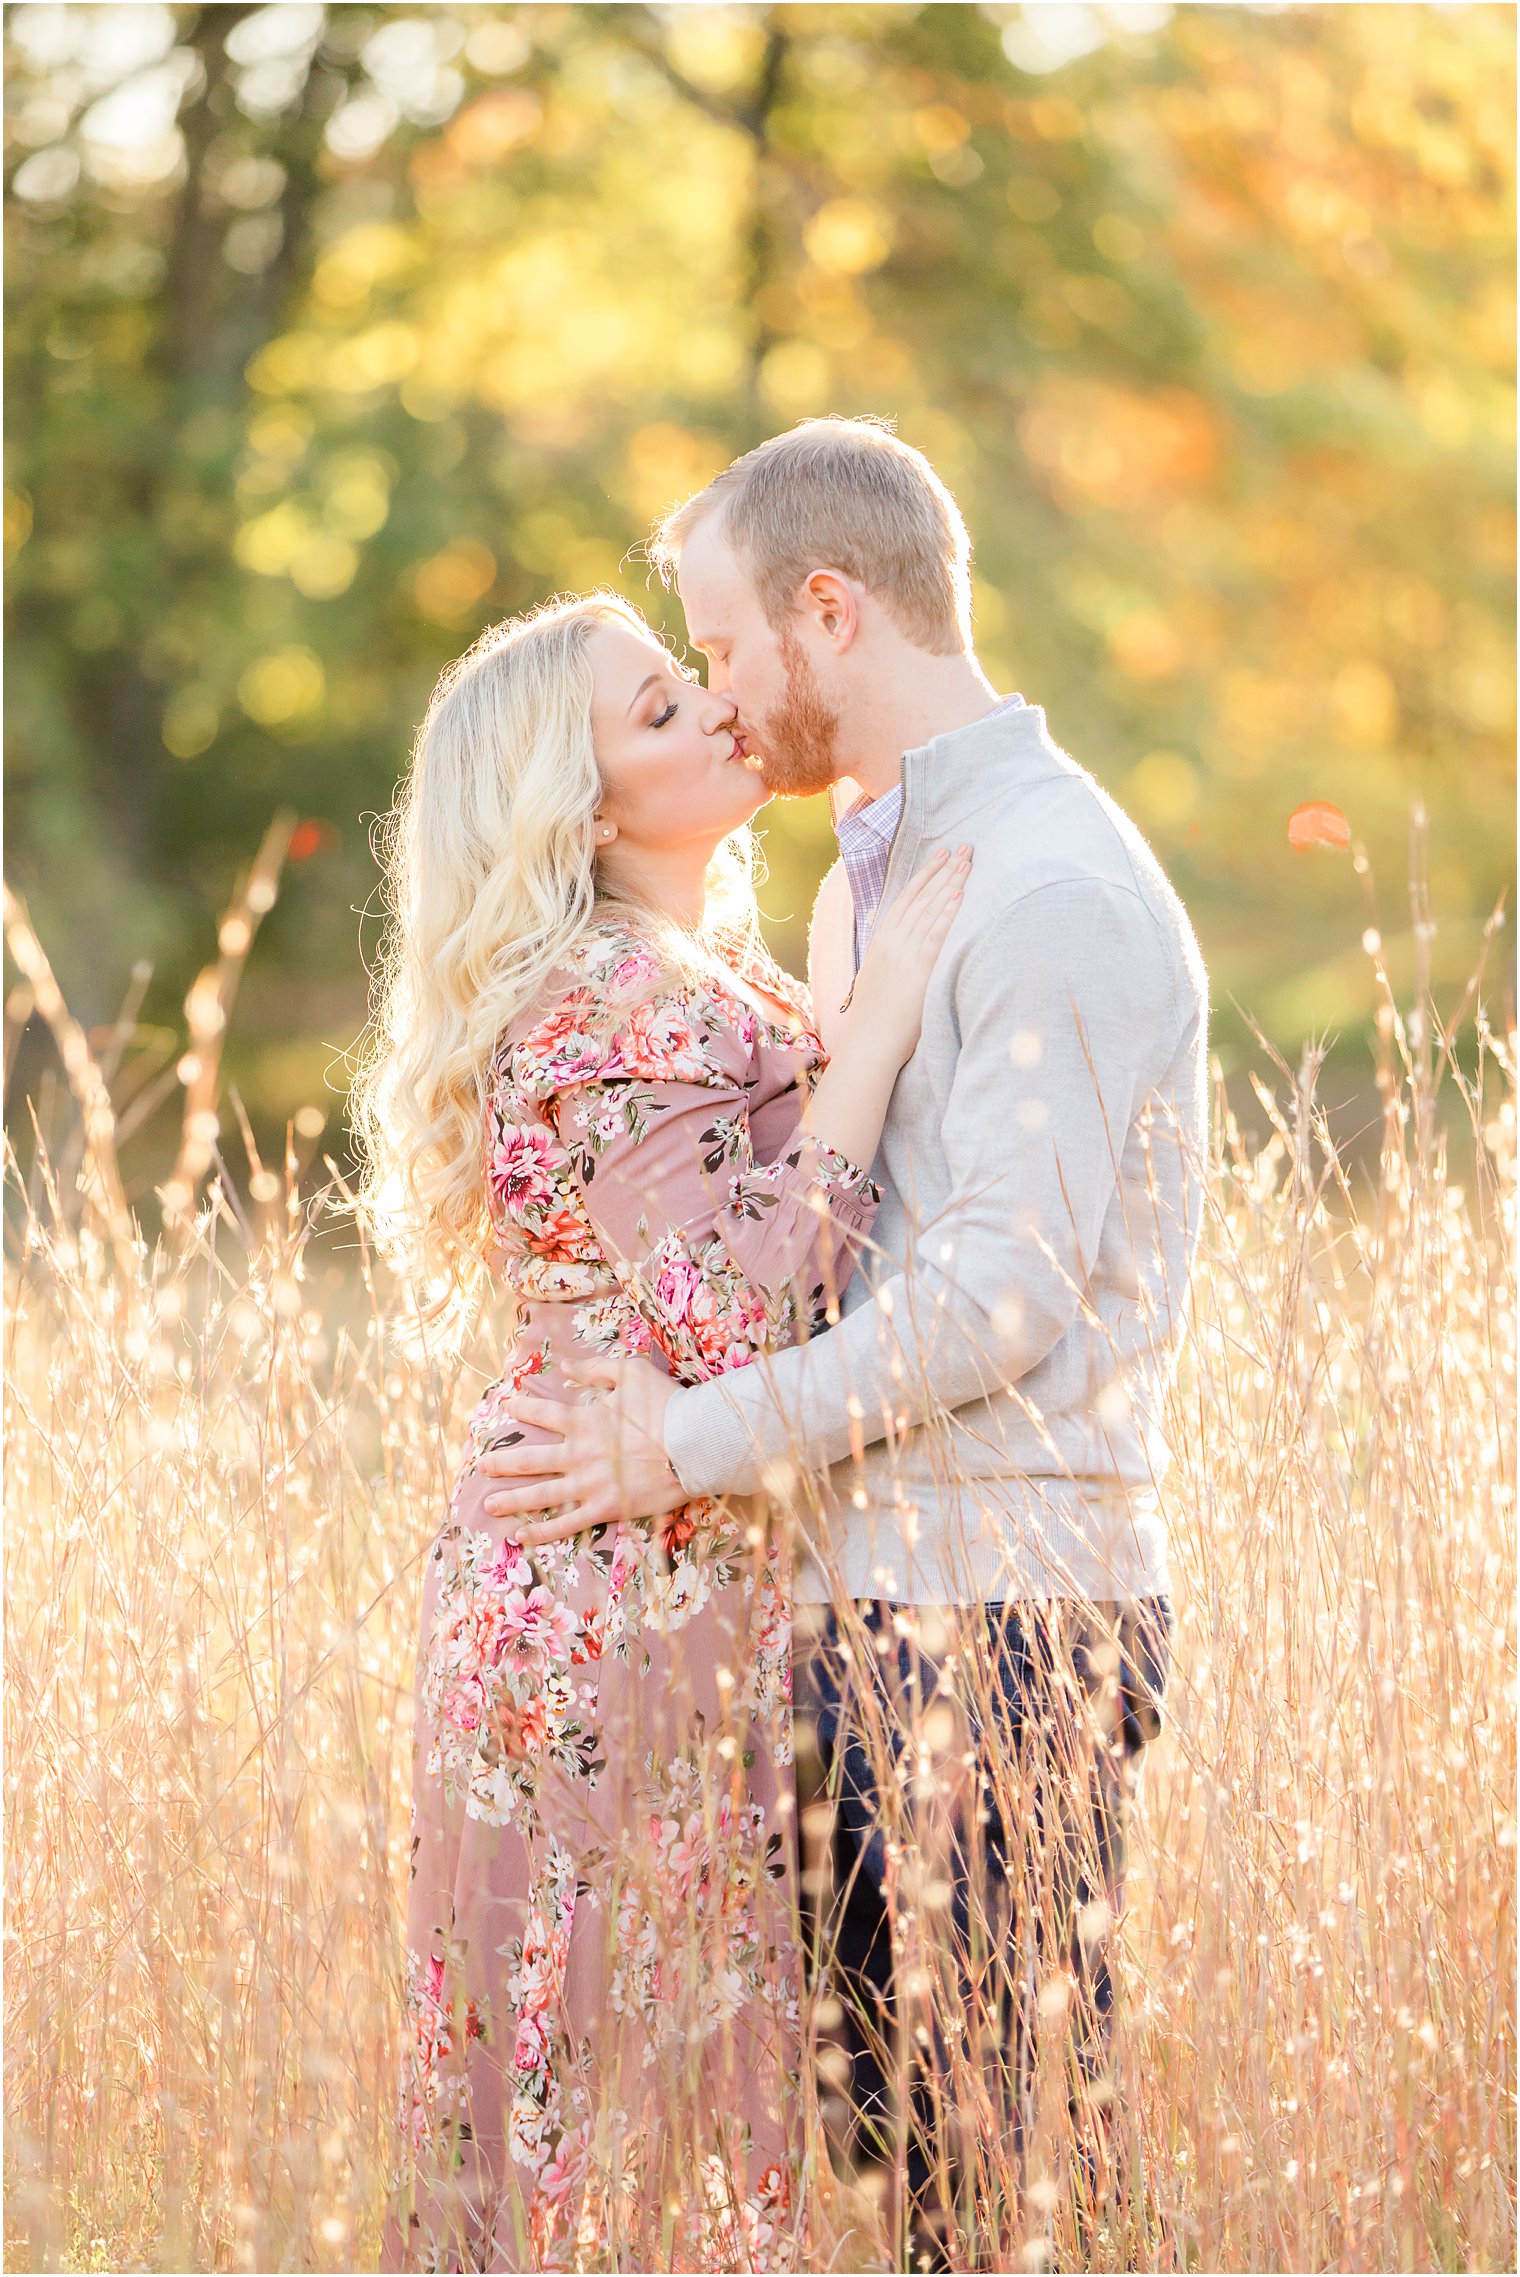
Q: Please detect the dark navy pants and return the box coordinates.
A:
[793,1593,1174,2246]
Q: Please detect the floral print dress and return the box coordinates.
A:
[379,914,881,2275]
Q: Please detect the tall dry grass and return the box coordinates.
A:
[2,854,1514,2274]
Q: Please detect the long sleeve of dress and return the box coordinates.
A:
[515,979,881,1388]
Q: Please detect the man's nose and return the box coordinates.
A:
[703,688,738,733]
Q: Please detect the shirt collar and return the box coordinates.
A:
[837,781,902,837]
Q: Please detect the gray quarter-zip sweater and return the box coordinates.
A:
[662,698,1210,1605]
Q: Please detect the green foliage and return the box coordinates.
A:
[4,2,1514,1153]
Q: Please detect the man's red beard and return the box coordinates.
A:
[750,626,844,796]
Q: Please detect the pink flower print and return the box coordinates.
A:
[498,1584,576,1674]
[497,1693,549,1756]
[663,1816,705,1898]
[652,1253,704,1331]
[661,1508,699,1557]
[727,998,760,1052]
[484,1536,531,1591]
[514,1946,555,2015]
[589,1100,626,1144]
[656,1261,768,1375]
[756,2161,789,2212]
[606,1535,636,1615]
[507,1344,549,1396]
[490,1122,559,1214]
[442,1668,490,1738]
[618,998,707,1081]
[609,949,661,996]
[530,1205,598,1264]
[513,2009,550,2073]
[424,1952,447,2010]
[523,998,613,1086]
[536,2124,588,2209]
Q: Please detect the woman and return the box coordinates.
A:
[356,592,969,2273]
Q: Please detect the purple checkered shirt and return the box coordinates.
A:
[835,694,1026,968]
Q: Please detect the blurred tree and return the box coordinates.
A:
[4,2,1513,1181]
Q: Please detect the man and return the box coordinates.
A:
[480,418,1208,2264]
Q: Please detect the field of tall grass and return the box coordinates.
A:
[3,838,1514,2275]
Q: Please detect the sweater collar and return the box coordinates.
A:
[897,697,1064,833]
[828,693,1044,837]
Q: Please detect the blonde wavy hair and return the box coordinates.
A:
[348,590,763,1328]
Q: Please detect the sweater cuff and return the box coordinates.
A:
[664,1372,762,1500]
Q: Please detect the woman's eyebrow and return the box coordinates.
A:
[624,670,663,716]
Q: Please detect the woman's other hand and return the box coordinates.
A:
[845,843,971,1065]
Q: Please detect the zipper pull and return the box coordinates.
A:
[839,907,862,1014]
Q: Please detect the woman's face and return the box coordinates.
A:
[586,619,768,854]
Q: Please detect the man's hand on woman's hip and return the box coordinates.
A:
[478,1351,687,1544]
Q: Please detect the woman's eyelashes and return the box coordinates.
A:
[647,659,703,729]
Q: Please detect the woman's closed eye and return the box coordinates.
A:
[649,659,701,726]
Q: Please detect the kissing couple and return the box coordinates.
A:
[367,416,1209,2274]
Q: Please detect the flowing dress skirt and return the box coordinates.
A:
[378,1414,805,2276]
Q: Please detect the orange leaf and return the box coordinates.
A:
[288,818,335,862]
[1287,801,1351,851]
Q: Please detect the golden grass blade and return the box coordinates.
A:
[2,880,138,1284]
[161,810,297,1234]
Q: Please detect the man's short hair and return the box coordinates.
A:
[650,416,973,656]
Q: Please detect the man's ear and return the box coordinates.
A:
[800,569,860,651]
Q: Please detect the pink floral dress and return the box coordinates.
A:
[379,913,881,2274]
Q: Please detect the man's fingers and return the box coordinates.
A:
[480,1430,654,1488]
[501,1393,574,1435]
[482,1476,588,1518]
[478,1440,575,1480]
[517,1502,616,1545]
[563,1357,622,1390]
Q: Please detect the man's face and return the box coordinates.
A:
[676,520,845,797]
